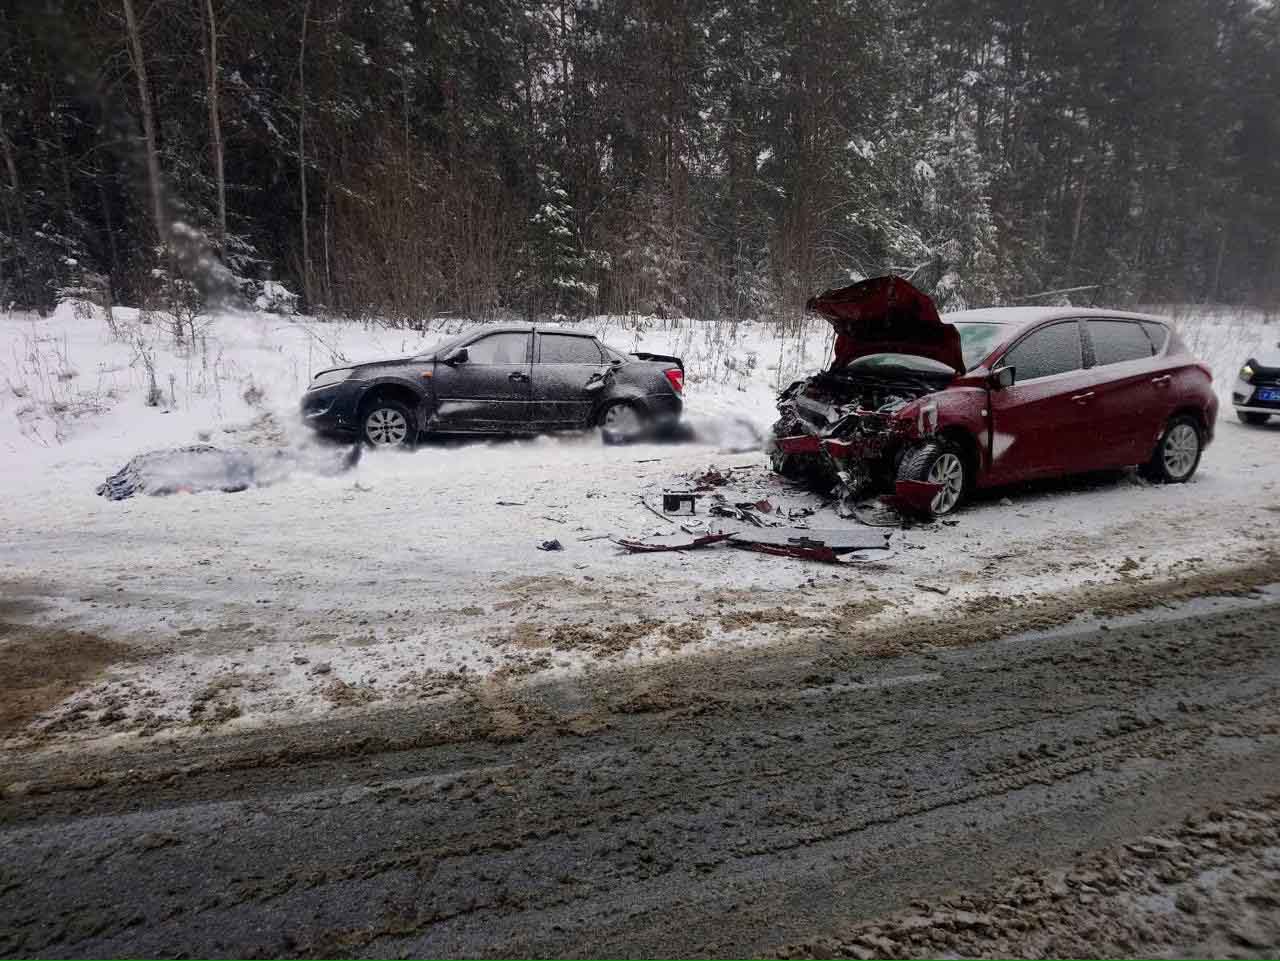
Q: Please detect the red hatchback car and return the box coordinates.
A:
[768,277,1218,515]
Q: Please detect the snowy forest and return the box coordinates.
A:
[2,0,1279,322]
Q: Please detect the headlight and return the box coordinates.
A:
[310,367,353,389]
[1240,363,1255,383]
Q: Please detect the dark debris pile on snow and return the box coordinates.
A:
[96,443,361,500]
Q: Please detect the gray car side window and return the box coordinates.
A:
[1000,321,1083,381]
[539,334,604,364]
[466,333,529,365]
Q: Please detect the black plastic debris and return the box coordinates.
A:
[661,491,698,514]
[537,539,564,551]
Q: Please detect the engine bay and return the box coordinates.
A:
[790,370,943,433]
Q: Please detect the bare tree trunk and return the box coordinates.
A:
[323,178,331,303]
[202,0,226,245]
[122,0,164,246]
[0,111,19,220]
[1067,162,1089,281]
[1209,226,1227,304]
[0,107,25,293]
[0,108,20,301]
[298,0,312,305]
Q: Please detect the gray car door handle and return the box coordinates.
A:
[1151,374,1172,385]
[508,371,529,382]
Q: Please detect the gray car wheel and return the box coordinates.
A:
[599,402,646,445]
[362,399,416,448]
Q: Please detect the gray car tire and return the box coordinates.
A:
[361,398,417,449]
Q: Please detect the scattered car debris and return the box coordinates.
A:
[637,497,676,523]
[730,526,891,553]
[615,526,889,564]
[662,491,699,514]
[96,443,361,500]
[615,532,736,554]
[730,539,847,563]
[709,501,772,526]
[693,468,730,489]
[537,539,564,551]
[915,582,951,595]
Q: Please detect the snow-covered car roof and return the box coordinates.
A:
[944,306,1171,329]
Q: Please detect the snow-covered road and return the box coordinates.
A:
[2,304,1279,752]
[3,413,1279,752]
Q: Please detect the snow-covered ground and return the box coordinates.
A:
[1,302,1278,753]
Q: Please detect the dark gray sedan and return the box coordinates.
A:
[301,325,684,447]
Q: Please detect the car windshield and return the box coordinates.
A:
[953,322,1006,369]
[412,332,468,359]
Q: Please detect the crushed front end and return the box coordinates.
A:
[768,369,945,506]
[767,275,965,513]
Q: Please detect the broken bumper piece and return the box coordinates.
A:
[615,527,890,564]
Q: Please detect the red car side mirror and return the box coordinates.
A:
[990,366,1015,390]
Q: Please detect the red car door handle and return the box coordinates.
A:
[1071,392,1095,403]
[1151,374,1172,385]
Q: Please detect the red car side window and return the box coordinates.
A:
[1000,322,1083,381]
[1089,320,1155,365]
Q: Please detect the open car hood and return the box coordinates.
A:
[806,276,965,376]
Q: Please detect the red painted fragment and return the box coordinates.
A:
[776,434,822,455]
[729,540,843,564]
[821,439,854,459]
[883,479,943,516]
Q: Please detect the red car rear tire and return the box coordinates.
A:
[1141,415,1202,483]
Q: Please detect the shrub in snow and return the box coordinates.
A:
[250,280,299,315]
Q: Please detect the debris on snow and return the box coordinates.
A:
[661,491,699,514]
[96,443,361,500]
[615,527,889,564]
[616,532,735,554]
[915,582,951,596]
